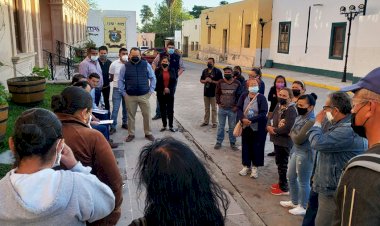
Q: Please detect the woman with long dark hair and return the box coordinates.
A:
[51,86,123,226]
[155,56,178,132]
[237,79,268,178]
[0,108,115,225]
[130,137,230,226]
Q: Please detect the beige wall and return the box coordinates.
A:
[137,33,155,48]
[182,18,201,59]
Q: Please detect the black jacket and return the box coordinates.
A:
[155,68,177,96]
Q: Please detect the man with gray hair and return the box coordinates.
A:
[333,67,380,226]
[307,91,367,226]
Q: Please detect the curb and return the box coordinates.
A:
[183,58,341,91]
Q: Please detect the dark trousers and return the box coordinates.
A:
[155,96,161,116]
[274,144,290,191]
[302,190,319,226]
[102,86,110,111]
[94,88,102,107]
[92,124,109,140]
[157,94,174,128]
[242,128,264,167]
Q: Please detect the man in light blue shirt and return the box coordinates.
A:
[118,47,156,142]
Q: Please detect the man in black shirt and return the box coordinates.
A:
[98,46,112,111]
[200,58,223,128]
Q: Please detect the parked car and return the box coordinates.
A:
[139,46,149,52]
[142,48,165,64]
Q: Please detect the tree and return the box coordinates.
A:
[88,0,98,9]
[220,1,229,5]
[140,5,154,25]
[189,5,210,18]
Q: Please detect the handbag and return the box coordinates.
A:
[233,95,258,137]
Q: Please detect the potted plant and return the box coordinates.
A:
[6,68,47,105]
[0,83,9,142]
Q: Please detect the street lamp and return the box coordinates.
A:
[339,3,365,82]
[205,15,216,29]
[259,18,267,69]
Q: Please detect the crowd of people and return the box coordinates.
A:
[0,41,379,226]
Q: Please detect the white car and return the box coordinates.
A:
[139,46,149,52]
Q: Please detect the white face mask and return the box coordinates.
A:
[87,114,92,128]
[90,55,99,61]
[326,111,334,122]
[121,55,128,62]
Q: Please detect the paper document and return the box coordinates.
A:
[98,120,114,125]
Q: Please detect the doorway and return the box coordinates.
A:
[183,36,189,57]
[222,29,228,59]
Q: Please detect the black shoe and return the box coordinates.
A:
[110,128,116,135]
[145,134,155,141]
[160,127,167,132]
[169,127,177,132]
[152,115,161,120]
[121,124,128,130]
[200,123,209,127]
[230,143,239,151]
[214,143,222,149]
[267,152,276,157]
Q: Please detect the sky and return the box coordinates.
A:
[96,0,241,25]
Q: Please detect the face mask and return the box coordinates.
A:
[90,55,98,61]
[351,104,369,138]
[131,57,141,64]
[248,86,259,93]
[162,63,169,69]
[168,48,175,55]
[326,111,334,122]
[276,82,285,89]
[224,74,232,80]
[99,54,107,60]
[292,89,301,97]
[297,107,308,116]
[121,55,128,62]
[87,113,92,128]
[279,98,288,105]
[207,63,213,69]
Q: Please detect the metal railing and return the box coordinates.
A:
[43,49,78,80]
[56,40,85,65]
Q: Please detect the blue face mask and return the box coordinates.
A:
[168,48,175,55]
[248,86,259,93]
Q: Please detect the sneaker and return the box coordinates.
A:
[109,128,116,135]
[200,123,209,127]
[145,134,155,141]
[152,115,161,120]
[289,205,306,215]
[271,183,279,190]
[121,124,128,130]
[230,143,239,151]
[271,188,289,196]
[169,127,177,132]
[280,201,298,208]
[239,166,251,176]
[267,152,276,156]
[214,143,222,149]
[250,167,258,178]
[160,127,166,132]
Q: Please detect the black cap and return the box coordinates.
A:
[341,67,380,94]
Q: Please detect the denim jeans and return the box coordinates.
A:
[315,194,335,226]
[302,190,319,226]
[288,150,314,208]
[216,108,236,144]
[92,124,109,140]
[111,88,127,129]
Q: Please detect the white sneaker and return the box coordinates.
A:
[280,201,297,208]
[289,205,306,215]
[239,166,250,176]
[250,167,258,178]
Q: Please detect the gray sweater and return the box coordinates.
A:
[0,162,115,226]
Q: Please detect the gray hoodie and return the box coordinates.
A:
[0,162,115,226]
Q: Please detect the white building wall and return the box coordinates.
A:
[269,0,380,80]
[87,10,137,56]
[182,18,201,58]
[174,30,181,50]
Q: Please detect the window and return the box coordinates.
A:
[278,22,291,54]
[244,24,251,48]
[329,22,346,60]
[207,27,211,44]
[195,42,199,51]
[191,42,194,51]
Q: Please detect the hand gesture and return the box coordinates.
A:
[267,126,276,135]
[242,118,251,127]
[164,88,170,94]
[316,110,326,123]
[60,142,78,170]
[278,119,286,128]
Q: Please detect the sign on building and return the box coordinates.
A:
[103,17,127,52]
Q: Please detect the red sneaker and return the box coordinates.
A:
[271,183,279,190]
[271,187,289,196]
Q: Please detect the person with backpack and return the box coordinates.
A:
[333,68,380,226]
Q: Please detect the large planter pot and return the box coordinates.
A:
[7,76,46,105]
[0,105,8,142]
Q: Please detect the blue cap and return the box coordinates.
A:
[341,67,380,94]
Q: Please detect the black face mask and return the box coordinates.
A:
[297,107,308,115]
[131,57,141,64]
[162,63,169,68]
[279,98,288,105]
[224,74,232,80]
[351,103,369,138]
[292,89,301,97]
[207,63,213,69]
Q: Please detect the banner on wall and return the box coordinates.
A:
[103,17,127,52]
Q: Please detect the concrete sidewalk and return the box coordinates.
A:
[183,57,353,91]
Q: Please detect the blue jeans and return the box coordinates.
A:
[302,190,318,226]
[216,108,236,144]
[111,88,127,129]
[288,150,314,208]
[92,124,109,140]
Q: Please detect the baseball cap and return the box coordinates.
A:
[340,67,380,94]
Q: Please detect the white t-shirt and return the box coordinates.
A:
[109,59,126,88]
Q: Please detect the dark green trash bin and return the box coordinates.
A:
[265,59,273,68]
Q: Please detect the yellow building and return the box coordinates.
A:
[199,0,272,68]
